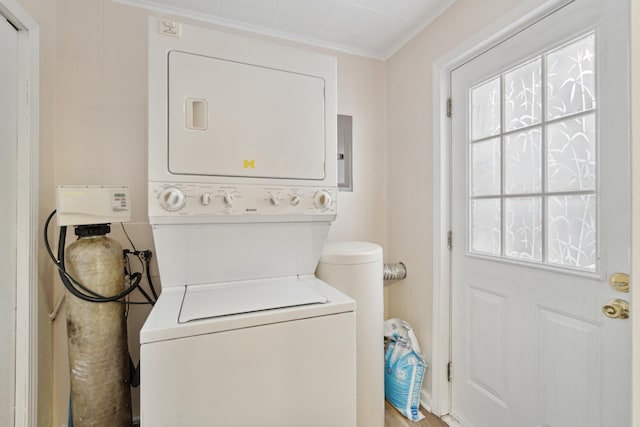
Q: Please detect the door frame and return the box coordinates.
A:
[429,0,608,419]
[632,3,640,427]
[0,1,39,425]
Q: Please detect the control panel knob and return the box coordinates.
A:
[290,193,302,207]
[200,192,212,206]
[159,187,186,211]
[223,192,235,206]
[314,190,332,210]
[269,192,280,206]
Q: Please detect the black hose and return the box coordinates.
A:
[45,210,149,304]
[144,252,159,301]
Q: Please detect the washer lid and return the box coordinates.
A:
[179,277,328,323]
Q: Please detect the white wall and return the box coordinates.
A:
[20,0,386,424]
[384,0,530,400]
[18,0,639,423]
[328,52,387,246]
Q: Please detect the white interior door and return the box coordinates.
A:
[450,1,631,426]
[0,14,18,426]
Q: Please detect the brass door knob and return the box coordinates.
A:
[609,273,630,293]
[602,299,630,319]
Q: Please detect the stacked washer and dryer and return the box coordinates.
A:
[140,18,357,427]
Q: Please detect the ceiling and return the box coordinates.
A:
[114,0,456,60]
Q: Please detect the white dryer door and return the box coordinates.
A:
[168,51,326,180]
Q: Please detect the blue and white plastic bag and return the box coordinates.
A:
[384,318,427,422]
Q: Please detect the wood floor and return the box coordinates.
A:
[385,401,448,427]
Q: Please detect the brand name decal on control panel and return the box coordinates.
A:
[243,160,256,169]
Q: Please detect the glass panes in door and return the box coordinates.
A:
[468,33,597,271]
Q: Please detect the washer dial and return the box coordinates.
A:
[223,192,235,207]
[200,192,212,206]
[290,193,302,207]
[159,187,186,211]
[313,190,332,210]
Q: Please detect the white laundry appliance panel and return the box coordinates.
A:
[147,181,337,225]
[179,278,328,322]
[140,311,356,427]
[169,51,326,180]
[144,18,352,427]
[140,276,355,342]
[148,17,337,188]
[140,277,356,427]
[150,221,331,287]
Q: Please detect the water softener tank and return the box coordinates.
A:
[316,241,384,427]
[65,234,132,426]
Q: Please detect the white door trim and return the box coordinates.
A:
[632,4,640,427]
[0,1,39,426]
[430,0,576,416]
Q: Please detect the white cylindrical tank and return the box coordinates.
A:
[316,241,384,427]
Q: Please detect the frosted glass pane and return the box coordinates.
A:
[505,197,542,261]
[471,78,501,140]
[471,198,501,256]
[505,128,542,194]
[547,114,596,192]
[505,59,542,131]
[546,34,596,119]
[547,195,596,270]
[471,138,501,196]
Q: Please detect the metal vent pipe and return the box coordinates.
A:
[383,262,407,281]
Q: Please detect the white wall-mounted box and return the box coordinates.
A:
[56,185,130,226]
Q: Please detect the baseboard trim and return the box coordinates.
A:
[420,388,432,413]
[441,414,471,427]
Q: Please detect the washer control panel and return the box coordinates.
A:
[149,182,337,220]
